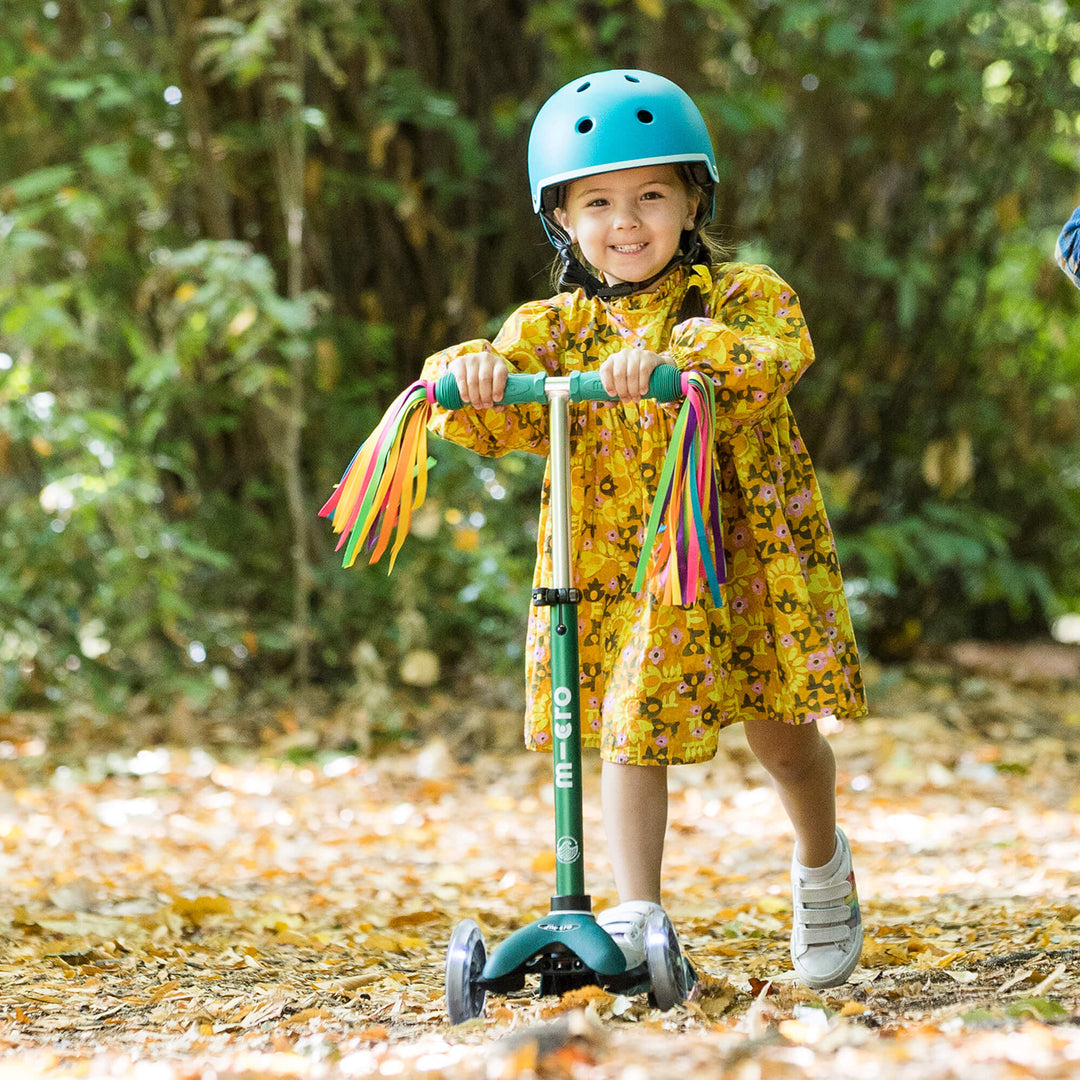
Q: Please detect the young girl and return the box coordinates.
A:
[420,69,868,990]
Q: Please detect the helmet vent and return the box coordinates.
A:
[637,109,654,124]
[576,81,591,92]
[576,117,594,133]
[624,74,640,82]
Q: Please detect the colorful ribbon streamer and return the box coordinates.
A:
[632,371,725,606]
[318,380,434,572]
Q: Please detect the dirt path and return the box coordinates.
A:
[3,661,1080,1077]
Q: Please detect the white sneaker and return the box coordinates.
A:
[790,828,863,989]
[597,900,664,970]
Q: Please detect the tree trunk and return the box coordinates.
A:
[269,0,313,690]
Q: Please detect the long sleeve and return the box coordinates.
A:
[419,300,568,457]
[1056,204,1080,290]
[665,264,815,434]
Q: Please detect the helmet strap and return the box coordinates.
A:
[548,221,707,300]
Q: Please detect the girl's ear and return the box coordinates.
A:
[553,207,576,242]
[683,191,701,231]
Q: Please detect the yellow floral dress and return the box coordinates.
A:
[421,263,867,766]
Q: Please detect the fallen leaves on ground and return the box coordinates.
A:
[3,656,1080,1077]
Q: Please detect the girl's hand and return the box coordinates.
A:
[600,348,665,402]
[447,349,510,410]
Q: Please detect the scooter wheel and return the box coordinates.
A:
[445,918,487,1024]
[644,907,689,1011]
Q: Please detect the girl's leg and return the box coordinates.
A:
[744,718,861,989]
[742,718,837,867]
[600,761,668,903]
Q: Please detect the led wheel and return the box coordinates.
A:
[644,908,689,1011]
[445,918,487,1024]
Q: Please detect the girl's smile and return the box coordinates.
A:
[554,164,699,292]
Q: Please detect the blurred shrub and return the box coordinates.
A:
[3,0,1080,725]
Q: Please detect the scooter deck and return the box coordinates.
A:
[483,911,626,983]
[476,910,695,1001]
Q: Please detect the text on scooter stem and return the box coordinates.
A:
[553,685,574,789]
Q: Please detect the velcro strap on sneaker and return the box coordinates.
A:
[797,905,851,926]
[796,880,852,905]
[800,924,853,945]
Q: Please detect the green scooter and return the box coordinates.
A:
[433,367,692,1023]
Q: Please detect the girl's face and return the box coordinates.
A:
[554,164,699,292]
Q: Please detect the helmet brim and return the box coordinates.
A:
[534,153,719,213]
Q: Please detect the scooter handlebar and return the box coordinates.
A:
[432,364,685,411]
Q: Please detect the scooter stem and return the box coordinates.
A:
[545,381,587,906]
[548,379,573,590]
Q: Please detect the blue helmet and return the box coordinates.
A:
[527,70,718,298]
[528,69,718,215]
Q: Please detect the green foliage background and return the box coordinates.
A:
[2,0,1080,728]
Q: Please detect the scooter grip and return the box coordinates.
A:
[431,371,549,410]
[568,365,684,403]
[648,364,685,403]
